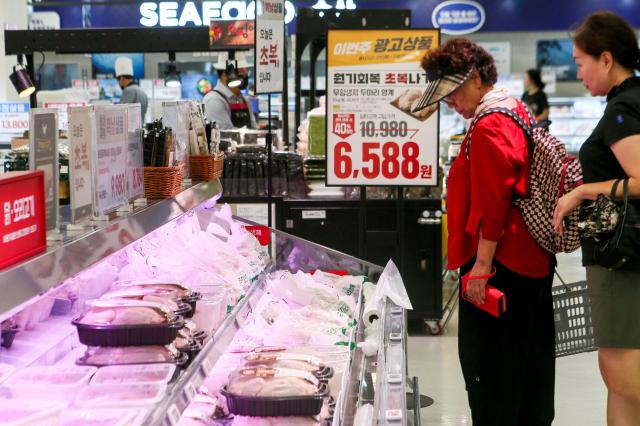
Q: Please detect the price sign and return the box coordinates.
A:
[29,109,59,232]
[255,0,284,94]
[126,104,145,201]
[43,102,87,131]
[72,79,100,99]
[242,225,271,246]
[326,29,440,186]
[0,171,46,269]
[93,105,128,216]
[209,19,255,48]
[0,102,29,134]
[68,106,95,224]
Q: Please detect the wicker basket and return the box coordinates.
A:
[144,165,183,199]
[189,152,225,181]
[212,152,225,179]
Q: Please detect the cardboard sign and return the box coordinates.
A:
[255,0,285,94]
[326,29,440,186]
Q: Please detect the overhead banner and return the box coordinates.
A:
[255,0,285,94]
[209,20,255,49]
[326,29,440,186]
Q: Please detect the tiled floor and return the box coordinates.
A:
[408,252,607,425]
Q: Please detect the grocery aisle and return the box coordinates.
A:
[408,251,607,425]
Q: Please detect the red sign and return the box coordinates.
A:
[209,20,255,48]
[243,225,270,246]
[332,114,355,139]
[0,171,46,270]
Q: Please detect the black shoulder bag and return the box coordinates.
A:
[590,178,640,269]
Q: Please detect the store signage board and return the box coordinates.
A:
[126,104,145,201]
[432,0,485,35]
[0,103,29,135]
[0,171,47,270]
[326,29,440,187]
[29,109,60,232]
[68,106,96,224]
[43,102,88,131]
[93,105,128,216]
[139,1,297,26]
[209,19,255,49]
[255,0,285,94]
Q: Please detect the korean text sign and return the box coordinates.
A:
[0,171,46,269]
[255,0,284,94]
[68,106,95,224]
[326,29,440,186]
[29,109,59,232]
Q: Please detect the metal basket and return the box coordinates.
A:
[552,279,596,357]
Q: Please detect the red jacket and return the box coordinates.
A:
[447,102,551,278]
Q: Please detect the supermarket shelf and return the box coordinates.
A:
[0,180,223,321]
[142,268,271,426]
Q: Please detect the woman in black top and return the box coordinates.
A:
[553,12,640,424]
[521,69,549,121]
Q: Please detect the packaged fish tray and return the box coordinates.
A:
[221,367,329,417]
[72,300,185,346]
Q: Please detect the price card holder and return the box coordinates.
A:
[29,109,60,237]
[166,403,182,426]
[125,104,145,203]
[200,358,213,376]
[68,106,96,227]
[92,105,128,217]
[255,0,285,94]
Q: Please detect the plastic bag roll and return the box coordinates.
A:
[362,297,382,327]
[362,282,376,303]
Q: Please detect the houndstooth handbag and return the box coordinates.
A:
[466,102,584,254]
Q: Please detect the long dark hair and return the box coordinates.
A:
[525,69,545,90]
[573,11,640,71]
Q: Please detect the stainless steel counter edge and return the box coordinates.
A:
[0,180,222,320]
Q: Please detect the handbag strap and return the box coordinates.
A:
[609,179,624,200]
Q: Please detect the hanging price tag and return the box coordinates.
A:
[326,29,440,187]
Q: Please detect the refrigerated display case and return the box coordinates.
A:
[548,96,605,154]
[0,180,415,425]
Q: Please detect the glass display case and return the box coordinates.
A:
[0,180,411,426]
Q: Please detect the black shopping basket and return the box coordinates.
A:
[552,272,596,357]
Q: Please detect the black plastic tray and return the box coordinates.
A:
[72,316,185,346]
[77,351,189,368]
[177,340,203,368]
[182,292,202,312]
[221,383,329,417]
[174,302,193,319]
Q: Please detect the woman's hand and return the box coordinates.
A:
[552,188,583,235]
[464,261,492,304]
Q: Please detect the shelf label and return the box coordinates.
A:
[301,210,326,220]
[125,104,144,201]
[167,404,181,426]
[29,109,59,232]
[326,29,440,187]
[201,358,213,376]
[0,102,29,134]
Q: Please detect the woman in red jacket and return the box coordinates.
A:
[414,38,555,425]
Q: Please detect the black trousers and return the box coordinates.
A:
[458,259,555,426]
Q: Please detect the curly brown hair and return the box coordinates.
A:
[421,38,498,85]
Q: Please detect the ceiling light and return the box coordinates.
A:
[10,55,35,98]
[164,52,181,88]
